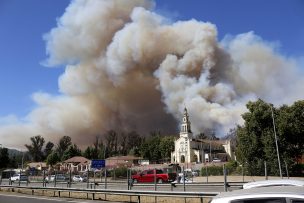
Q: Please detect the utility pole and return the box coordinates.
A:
[270,105,282,178]
[21,150,24,171]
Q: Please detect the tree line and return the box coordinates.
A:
[0,131,177,169]
[235,99,304,176]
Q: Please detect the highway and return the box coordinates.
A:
[0,193,121,203]
[0,178,241,193]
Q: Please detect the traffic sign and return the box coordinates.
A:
[91,159,105,169]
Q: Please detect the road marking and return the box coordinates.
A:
[0,193,93,202]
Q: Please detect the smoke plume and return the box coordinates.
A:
[1,0,303,149]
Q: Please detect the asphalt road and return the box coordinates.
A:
[0,193,120,203]
[0,178,241,193]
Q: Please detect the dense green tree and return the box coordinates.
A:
[44,141,54,158]
[9,155,18,168]
[159,136,175,159]
[98,143,109,159]
[83,146,93,159]
[236,99,304,176]
[57,136,72,157]
[139,135,162,163]
[83,146,99,159]
[276,101,304,175]
[62,144,82,161]
[0,147,10,168]
[46,151,60,166]
[25,135,45,162]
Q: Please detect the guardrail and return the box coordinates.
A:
[0,185,219,203]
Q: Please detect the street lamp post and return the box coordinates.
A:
[270,105,282,178]
[21,151,24,171]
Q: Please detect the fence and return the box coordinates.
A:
[0,185,219,203]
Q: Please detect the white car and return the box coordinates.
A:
[210,186,304,203]
[172,175,193,184]
[72,175,87,182]
[45,175,55,182]
[243,179,304,189]
[10,174,28,182]
[212,158,221,163]
[45,174,67,182]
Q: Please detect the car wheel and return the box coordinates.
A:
[157,179,163,184]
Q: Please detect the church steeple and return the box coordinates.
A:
[180,107,192,138]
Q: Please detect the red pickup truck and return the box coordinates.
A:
[131,169,176,183]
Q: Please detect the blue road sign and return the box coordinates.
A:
[91,159,105,169]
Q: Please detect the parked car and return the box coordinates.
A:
[72,175,87,182]
[209,186,304,203]
[180,168,199,177]
[9,174,28,182]
[243,179,304,189]
[172,175,193,184]
[45,174,67,182]
[131,169,176,183]
[212,158,221,163]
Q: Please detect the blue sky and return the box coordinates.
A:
[0,0,303,119]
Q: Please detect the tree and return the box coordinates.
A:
[119,132,127,155]
[44,141,54,158]
[9,155,17,168]
[0,147,10,169]
[83,146,93,159]
[236,99,278,175]
[236,99,304,176]
[159,136,175,160]
[57,136,72,157]
[105,130,118,157]
[62,144,82,161]
[276,101,304,175]
[139,135,162,163]
[83,146,99,159]
[46,151,60,166]
[196,132,208,139]
[25,135,45,162]
[126,131,143,155]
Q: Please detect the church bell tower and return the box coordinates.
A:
[180,107,192,139]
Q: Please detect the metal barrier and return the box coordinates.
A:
[0,185,219,203]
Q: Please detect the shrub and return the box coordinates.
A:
[200,161,239,176]
[110,167,128,178]
[201,165,223,176]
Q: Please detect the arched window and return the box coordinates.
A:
[181,155,185,163]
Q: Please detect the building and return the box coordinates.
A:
[26,162,48,171]
[171,107,234,164]
[60,156,91,172]
[105,155,143,168]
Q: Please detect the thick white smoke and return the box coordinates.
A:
[1,0,303,149]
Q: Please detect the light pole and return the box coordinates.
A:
[21,151,24,171]
[270,105,282,178]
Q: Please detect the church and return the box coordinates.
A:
[171,108,234,164]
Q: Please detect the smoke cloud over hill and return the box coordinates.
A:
[1,0,303,149]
